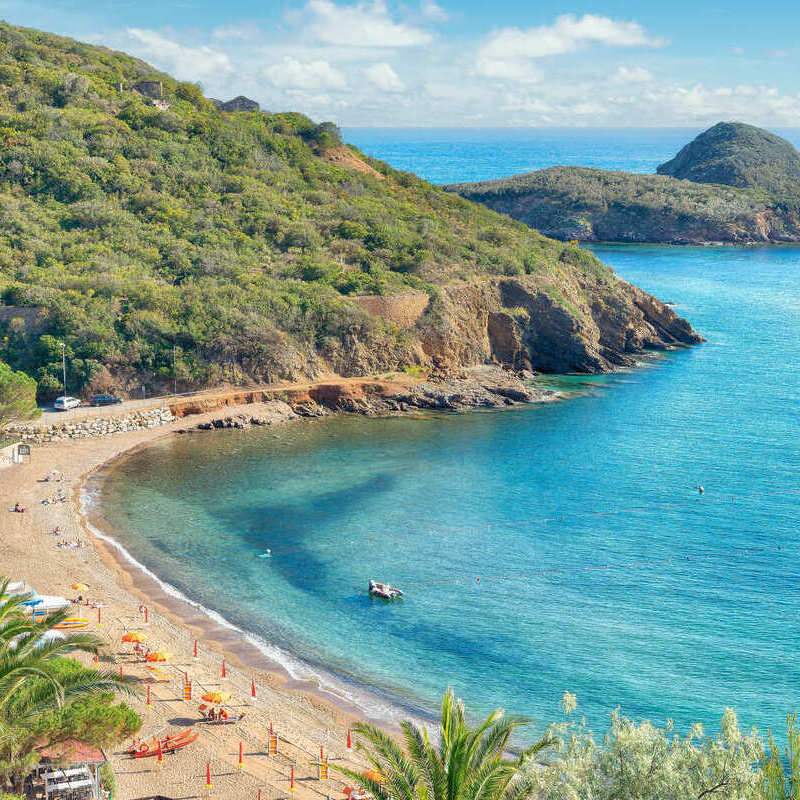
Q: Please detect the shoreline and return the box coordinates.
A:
[78,434,437,732]
[1,404,422,799]
[2,369,567,799]
[0,356,690,798]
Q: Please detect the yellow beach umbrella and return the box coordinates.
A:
[71,583,88,591]
[201,691,231,704]
[145,650,172,662]
[121,631,147,643]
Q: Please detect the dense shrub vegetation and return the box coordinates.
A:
[450,165,771,221]
[0,23,609,398]
[449,123,800,244]
[657,122,800,198]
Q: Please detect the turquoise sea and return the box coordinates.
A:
[92,131,800,738]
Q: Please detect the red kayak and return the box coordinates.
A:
[128,729,199,758]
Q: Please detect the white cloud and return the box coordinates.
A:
[612,65,653,84]
[363,61,405,91]
[124,28,233,81]
[211,23,261,41]
[304,0,433,47]
[76,13,800,127]
[263,56,347,90]
[477,14,666,83]
[477,57,541,83]
[421,0,449,21]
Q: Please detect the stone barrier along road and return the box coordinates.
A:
[13,407,175,444]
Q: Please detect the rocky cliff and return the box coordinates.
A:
[417,273,701,374]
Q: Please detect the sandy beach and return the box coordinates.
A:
[0,405,379,800]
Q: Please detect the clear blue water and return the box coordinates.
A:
[343,127,800,185]
[95,131,800,739]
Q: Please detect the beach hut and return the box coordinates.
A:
[36,739,107,800]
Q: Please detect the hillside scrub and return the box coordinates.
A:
[449,123,800,245]
[0,23,699,396]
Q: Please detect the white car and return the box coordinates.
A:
[53,396,81,411]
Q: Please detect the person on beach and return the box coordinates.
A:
[12,503,25,513]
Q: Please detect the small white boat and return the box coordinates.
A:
[369,580,404,599]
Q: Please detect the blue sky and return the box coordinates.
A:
[2,0,799,126]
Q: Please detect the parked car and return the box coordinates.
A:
[53,396,81,411]
[90,394,123,406]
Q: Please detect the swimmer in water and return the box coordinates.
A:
[257,548,272,559]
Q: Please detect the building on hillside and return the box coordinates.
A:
[130,80,163,99]
[150,98,171,110]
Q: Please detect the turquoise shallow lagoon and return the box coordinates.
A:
[94,243,800,737]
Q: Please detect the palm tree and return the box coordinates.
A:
[0,578,136,792]
[761,713,800,800]
[333,688,554,800]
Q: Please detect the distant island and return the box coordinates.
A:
[447,123,800,244]
[0,22,700,402]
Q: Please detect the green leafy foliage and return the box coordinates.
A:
[527,693,764,800]
[761,714,800,800]
[0,580,139,793]
[0,22,616,398]
[332,687,554,800]
[0,358,38,430]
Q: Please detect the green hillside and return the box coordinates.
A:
[0,22,698,397]
[447,166,800,244]
[657,122,800,197]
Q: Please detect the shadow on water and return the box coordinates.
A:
[218,472,398,591]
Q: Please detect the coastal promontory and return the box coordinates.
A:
[0,23,700,402]
[448,123,800,245]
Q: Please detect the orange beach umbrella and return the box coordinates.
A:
[71,583,88,591]
[363,771,386,784]
[145,650,172,662]
[201,691,231,704]
[122,632,147,643]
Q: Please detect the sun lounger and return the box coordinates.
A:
[145,667,170,682]
[206,711,246,725]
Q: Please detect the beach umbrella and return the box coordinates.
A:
[363,770,386,784]
[71,583,88,591]
[146,650,172,662]
[122,631,147,643]
[201,691,231,704]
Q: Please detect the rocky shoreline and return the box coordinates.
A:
[12,367,559,444]
[191,367,557,431]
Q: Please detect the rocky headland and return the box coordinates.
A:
[448,122,800,245]
[0,21,701,405]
